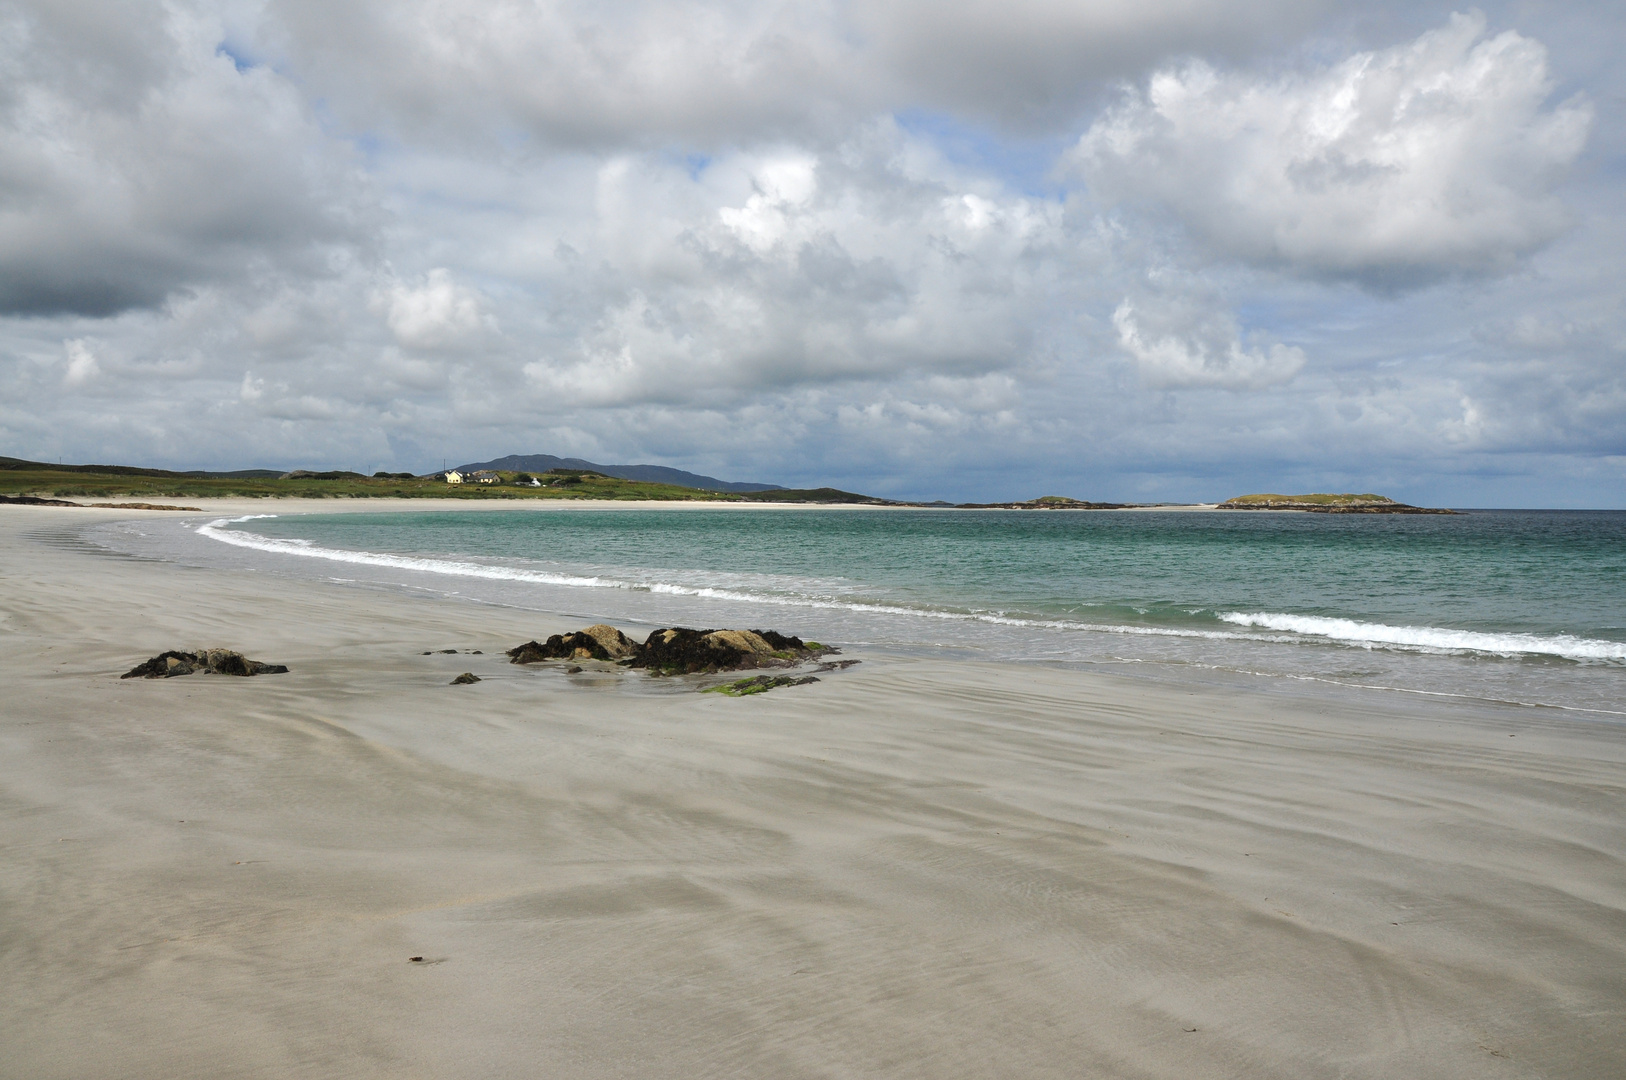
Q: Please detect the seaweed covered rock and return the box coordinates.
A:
[450,672,481,685]
[121,649,289,679]
[507,624,639,664]
[703,674,820,696]
[631,627,825,674]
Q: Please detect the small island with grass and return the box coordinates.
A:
[1217,493,1457,514]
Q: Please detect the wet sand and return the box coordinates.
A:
[2,504,1623,1079]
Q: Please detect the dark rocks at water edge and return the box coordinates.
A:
[507,625,837,674]
[450,672,481,685]
[121,649,289,679]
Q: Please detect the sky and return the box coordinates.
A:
[1,1,1622,505]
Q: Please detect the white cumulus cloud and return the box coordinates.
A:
[377,269,495,349]
[62,338,100,385]
[1112,300,1304,390]
[1075,12,1593,284]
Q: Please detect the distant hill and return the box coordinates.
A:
[0,455,281,479]
[454,454,782,493]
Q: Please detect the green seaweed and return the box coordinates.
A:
[703,674,820,696]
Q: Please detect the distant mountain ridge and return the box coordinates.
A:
[453,454,783,493]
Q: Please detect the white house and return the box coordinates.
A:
[444,470,464,484]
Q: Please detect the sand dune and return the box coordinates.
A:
[2,505,1623,1078]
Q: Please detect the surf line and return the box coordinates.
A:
[196,518,1624,663]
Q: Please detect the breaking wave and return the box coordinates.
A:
[1219,611,1626,662]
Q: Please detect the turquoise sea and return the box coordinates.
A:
[93,507,1626,716]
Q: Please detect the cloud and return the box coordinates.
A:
[62,338,100,385]
[265,0,1331,145]
[0,2,1621,507]
[0,1,367,316]
[376,269,496,349]
[1074,12,1593,284]
[515,131,1076,407]
[718,155,819,253]
[856,0,1331,127]
[1112,300,1304,390]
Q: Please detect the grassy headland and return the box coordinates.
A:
[0,457,889,504]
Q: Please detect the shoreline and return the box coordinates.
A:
[48,502,1626,719]
[2,495,1227,513]
[5,505,1624,1077]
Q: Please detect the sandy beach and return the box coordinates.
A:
[2,503,1623,1079]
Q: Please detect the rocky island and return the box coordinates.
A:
[1217,493,1457,514]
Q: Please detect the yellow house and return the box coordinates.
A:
[444,470,464,484]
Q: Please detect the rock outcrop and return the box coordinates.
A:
[507,624,833,675]
[507,624,640,663]
[121,649,289,679]
[631,627,822,674]
[450,672,481,685]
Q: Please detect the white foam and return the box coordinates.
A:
[1219,611,1626,662]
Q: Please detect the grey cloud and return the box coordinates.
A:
[264,0,1335,147]
[265,0,855,148]
[1111,298,1305,391]
[0,1,370,316]
[856,0,1333,128]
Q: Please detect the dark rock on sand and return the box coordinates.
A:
[121,649,289,679]
[632,628,789,674]
[507,624,640,664]
[505,624,842,680]
[450,672,481,685]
